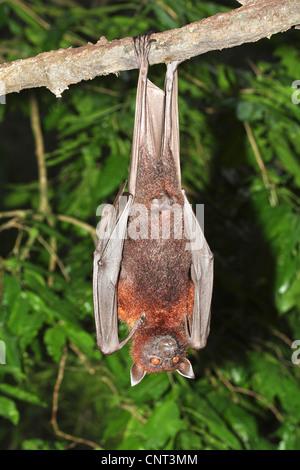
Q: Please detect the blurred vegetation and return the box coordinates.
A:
[0,0,300,451]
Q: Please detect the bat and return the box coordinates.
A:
[93,34,214,386]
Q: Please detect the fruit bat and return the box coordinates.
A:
[93,34,213,386]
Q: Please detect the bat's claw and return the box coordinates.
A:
[140,313,146,323]
[137,313,146,327]
[133,33,155,69]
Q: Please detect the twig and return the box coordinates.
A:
[20,228,38,262]
[0,210,31,219]
[51,346,101,449]
[272,329,293,348]
[10,0,84,45]
[0,257,4,307]
[29,95,49,216]
[244,121,278,207]
[12,229,24,257]
[0,210,95,243]
[69,343,96,375]
[0,216,37,262]
[56,214,97,244]
[35,233,70,283]
[29,94,60,285]
[214,365,284,423]
[69,343,147,425]
[0,217,20,232]
[3,220,70,282]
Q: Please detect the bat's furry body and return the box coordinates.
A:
[93,35,213,386]
[118,149,194,330]
[118,146,195,377]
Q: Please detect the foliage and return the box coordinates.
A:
[0,0,300,451]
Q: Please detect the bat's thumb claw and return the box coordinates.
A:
[140,313,146,323]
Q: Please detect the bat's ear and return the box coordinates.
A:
[176,358,195,380]
[130,362,147,386]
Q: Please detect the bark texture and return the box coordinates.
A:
[0,0,299,97]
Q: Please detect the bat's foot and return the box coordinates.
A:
[165,59,184,85]
[166,61,182,74]
[133,33,156,71]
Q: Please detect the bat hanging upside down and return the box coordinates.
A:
[93,34,214,386]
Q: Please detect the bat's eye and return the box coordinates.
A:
[150,357,160,365]
[172,356,180,364]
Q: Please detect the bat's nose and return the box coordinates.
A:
[156,336,177,357]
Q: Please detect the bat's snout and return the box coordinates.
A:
[153,335,178,358]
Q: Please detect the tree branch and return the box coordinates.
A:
[29,95,49,215]
[0,0,299,97]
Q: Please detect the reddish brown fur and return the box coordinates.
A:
[117,143,194,367]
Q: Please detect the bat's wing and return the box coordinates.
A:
[94,181,126,257]
[161,61,181,182]
[129,44,165,196]
[129,40,182,196]
[182,190,214,349]
[93,190,144,355]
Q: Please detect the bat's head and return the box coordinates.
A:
[130,328,195,386]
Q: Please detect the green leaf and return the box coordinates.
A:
[128,373,170,403]
[6,291,45,352]
[2,274,21,311]
[270,133,300,185]
[0,384,46,407]
[223,402,258,449]
[21,439,65,450]
[278,422,300,450]
[185,396,243,450]
[44,327,66,362]
[0,396,19,424]
[143,400,185,449]
[9,2,44,29]
[0,326,22,375]
[23,269,46,290]
[277,277,300,314]
[176,430,204,450]
[236,101,264,122]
